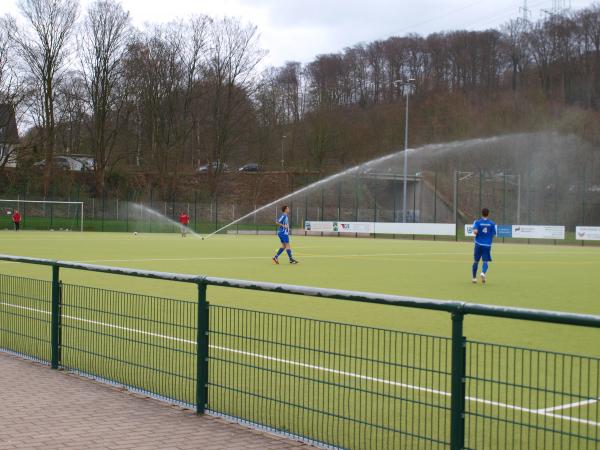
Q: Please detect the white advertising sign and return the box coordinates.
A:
[464,224,475,237]
[374,222,456,236]
[576,226,600,241]
[304,221,373,233]
[303,221,338,233]
[304,221,455,236]
[512,225,565,240]
[336,222,373,233]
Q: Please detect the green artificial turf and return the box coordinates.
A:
[1,231,599,349]
[0,231,598,448]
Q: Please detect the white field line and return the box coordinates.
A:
[0,251,472,265]
[539,397,600,413]
[1,301,599,427]
[2,250,596,266]
[69,252,472,263]
[0,252,470,265]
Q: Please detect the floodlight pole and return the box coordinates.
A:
[281,135,287,171]
[394,79,415,222]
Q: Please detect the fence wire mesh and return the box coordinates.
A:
[0,274,51,362]
[208,305,452,449]
[59,283,198,407]
[0,267,599,449]
[465,341,600,450]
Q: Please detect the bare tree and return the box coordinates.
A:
[201,17,265,197]
[0,19,25,106]
[0,19,25,171]
[79,0,131,194]
[55,73,85,155]
[126,17,208,197]
[501,19,530,93]
[305,109,339,170]
[572,6,600,108]
[10,0,78,195]
[527,18,562,97]
[278,61,303,122]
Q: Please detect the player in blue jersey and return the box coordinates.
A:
[472,208,496,284]
[273,205,299,264]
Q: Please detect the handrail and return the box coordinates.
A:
[1,253,600,328]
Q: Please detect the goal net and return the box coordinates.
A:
[0,200,84,232]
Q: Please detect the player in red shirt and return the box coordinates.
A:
[179,211,190,237]
[12,210,21,231]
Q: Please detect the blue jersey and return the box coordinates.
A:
[473,218,496,247]
[277,213,289,235]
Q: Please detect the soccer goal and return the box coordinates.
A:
[0,199,84,232]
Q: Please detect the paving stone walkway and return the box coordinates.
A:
[0,353,310,450]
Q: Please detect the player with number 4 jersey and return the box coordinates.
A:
[472,208,496,284]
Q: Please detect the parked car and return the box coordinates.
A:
[238,163,260,172]
[34,156,85,171]
[198,161,229,173]
[69,154,96,171]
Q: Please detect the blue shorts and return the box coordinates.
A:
[278,233,289,244]
[474,244,492,262]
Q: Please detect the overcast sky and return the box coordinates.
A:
[1,0,596,67]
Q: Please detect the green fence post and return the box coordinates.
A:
[453,171,458,242]
[51,264,62,369]
[101,193,105,232]
[503,171,507,224]
[149,189,153,233]
[214,196,218,231]
[171,197,175,225]
[337,182,341,223]
[255,204,259,235]
[76,186,81,231]
[354,172,359,222]
[527,166,532,225]
[502,171,507,243]
[413,176,416,223]
[393,179,398,223]
[433,171,437,223]
[194,192,198,233]
[450,309,466,450]
[373,180,377,239]
[478,170,483,214]
[355,172,360,238]
[581,166,586,247]
[23,193,27,230]
[305,194,308,222]
[581,165,586,226]
[554,166,559,225]
[196,280,209,414]
[320,188,324,221]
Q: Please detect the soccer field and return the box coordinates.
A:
[1,231,599,352]
[1,231,599,448]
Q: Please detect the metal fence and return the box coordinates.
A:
[0,254,599,449]
[2,176,599,246]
